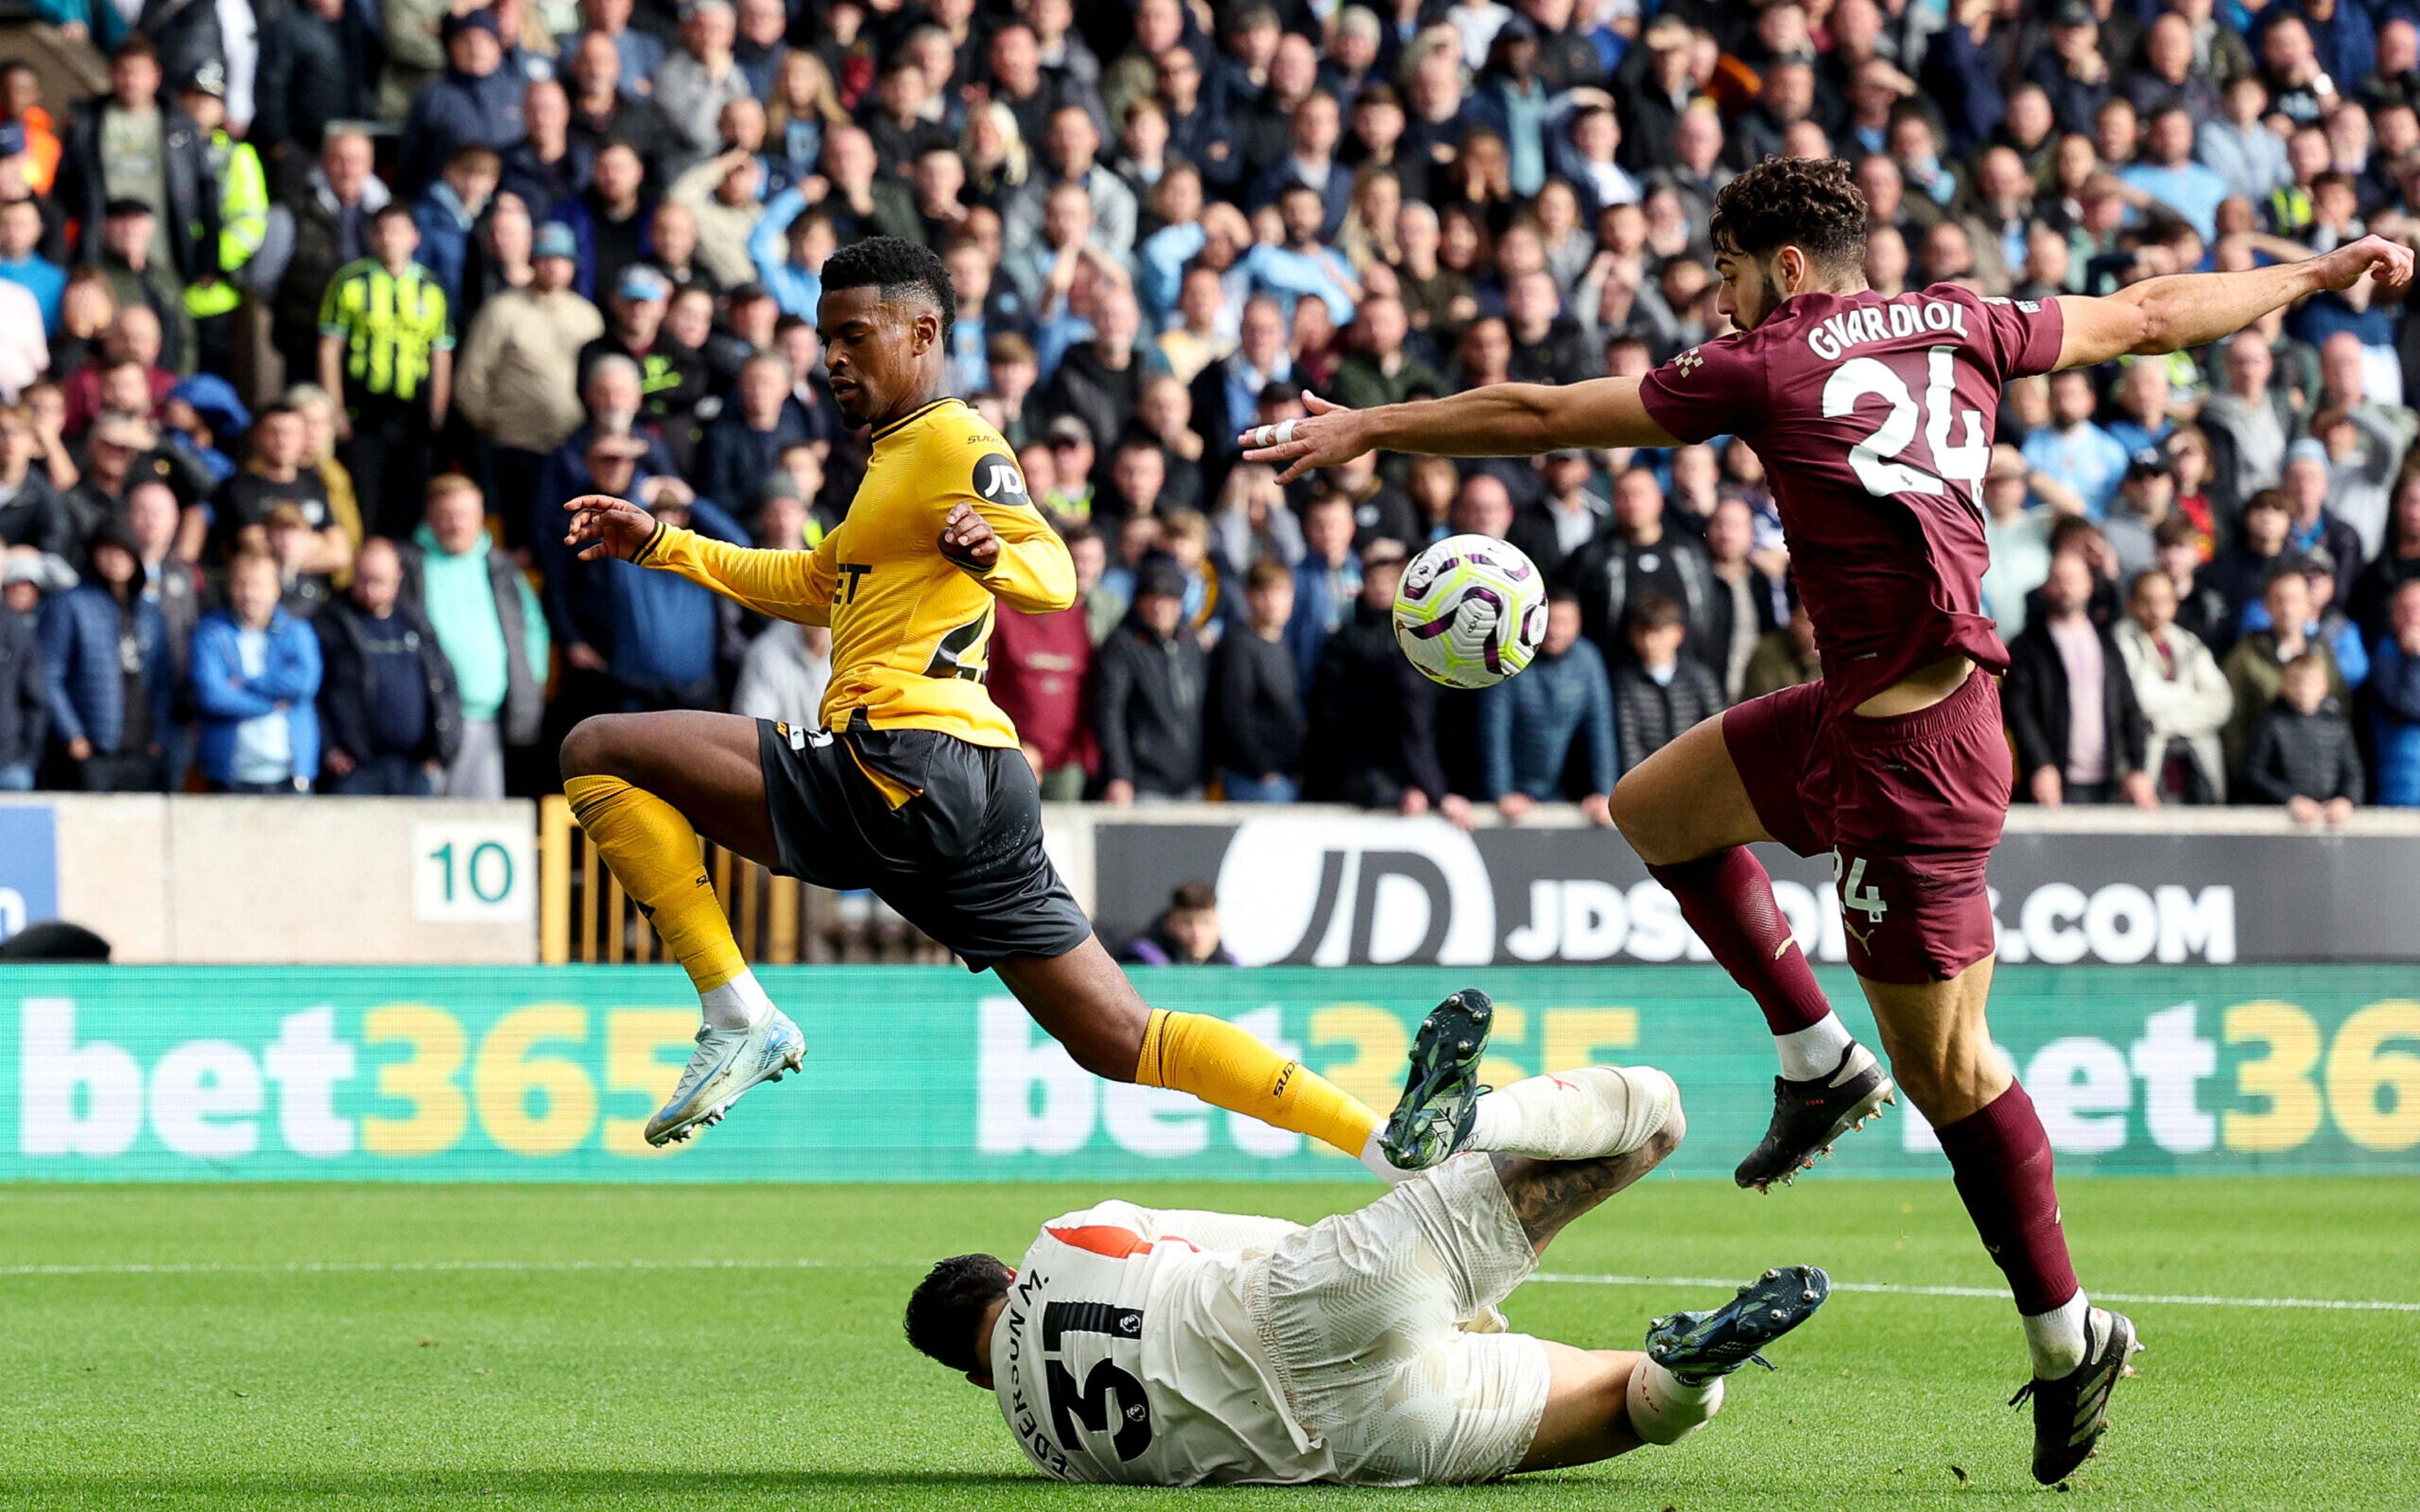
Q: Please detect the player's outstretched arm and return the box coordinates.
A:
[563,493,835,626]
[2053,233,2416,370]
[1238,380,1685,484]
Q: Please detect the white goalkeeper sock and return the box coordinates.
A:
[1357,1132,1418,1184]
[1464,1066,1678,1160]
[1626,1359,1725,1445]
[700,970,773,1032]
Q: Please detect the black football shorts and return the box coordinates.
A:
[756,713,1092,971]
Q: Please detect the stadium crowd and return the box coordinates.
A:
[3,0,2420,818]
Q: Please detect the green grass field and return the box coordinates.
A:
[3,1176,2415,1511]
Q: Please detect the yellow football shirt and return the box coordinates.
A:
[635,397,1074,748]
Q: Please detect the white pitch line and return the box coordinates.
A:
[2,1256,2413,1314]
[1530,1271,2420,1314]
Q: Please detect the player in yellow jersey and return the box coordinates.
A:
[557,237,1490,1174]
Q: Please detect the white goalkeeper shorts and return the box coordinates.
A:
[1243,1153,1550,1486]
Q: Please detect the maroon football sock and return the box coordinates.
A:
[1933,1081,2080,1315]
[1646,847,1836,1036]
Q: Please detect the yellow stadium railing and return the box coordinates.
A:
[537,796,950,967]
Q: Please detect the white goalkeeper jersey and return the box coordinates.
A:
[987,1201,1328,1486]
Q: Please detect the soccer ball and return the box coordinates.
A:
[1393,534,1549,689]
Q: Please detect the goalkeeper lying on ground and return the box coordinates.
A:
[904,1051,1829,1486]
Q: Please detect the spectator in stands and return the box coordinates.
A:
[454,221,604,503]
[2224,564,2348,782]
[2208,490,2296,648]
[2279,437,2365,611]
[698,352,807,513]
[397,11,527,197]
[2243,652,2363,823]
[988,532,1096,801]
[1117,880,1238,965]
[321,205,454,539]
[2007,552,2157,809]
[1207,556,1303,803]
[262,130,387,389]
[1610,590,1722,779]
[1509,449,1608,575]
[2370,580,2420,808]
[191,551,322,794]
[1305,541,1463,822]
[314,537,459,796]
[0,555,45,789]
[2353,474,2420,644]
[1092,557,1207,803]
[2116,567,2233,805]
[0,405,70,563]
[1283,490,1358,687]
[1564,466,1717,670]
[1480,585,1613,823]
[1702,497,1780,704]
[2024,368,2128,518]
[401,475,548,798]
[57,40,216,292]
[413,146,502,308]
[39,520,171,791]
[1742,596,1820,702]
[253,0,373,159]
[211,403,345,570]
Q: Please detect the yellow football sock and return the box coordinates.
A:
[564,774,747,993]
[1135,1009,1380,1158]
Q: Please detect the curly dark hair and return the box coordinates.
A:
[821,234,956,319]
[904,1253,1015,1374]
[1708,156,1869,275]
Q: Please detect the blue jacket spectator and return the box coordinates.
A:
[397,13,527,195]
[746,186,823,318]
[1478,595,1618,807]
[37,526,173,791]
[696,354,810,512]
[190,555,323,792]
[1286,500,1363,693]
[2372,592,2420,807]
[0,206,64,333]
[412,166,489,306]
[2023,372,2129,518]
[596,481,743,706]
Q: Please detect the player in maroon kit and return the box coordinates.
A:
[1240,156,2414,1484]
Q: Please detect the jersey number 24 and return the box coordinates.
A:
[1823,346,1990,518]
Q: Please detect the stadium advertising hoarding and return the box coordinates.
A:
[4,965,2414,1181]
[1090,818,2420,966]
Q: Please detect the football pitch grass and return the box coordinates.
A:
[4,1177,2414,1511]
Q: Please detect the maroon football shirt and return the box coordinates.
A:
[1638,285,2066,714]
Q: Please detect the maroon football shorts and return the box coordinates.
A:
[1719,667,2012,984]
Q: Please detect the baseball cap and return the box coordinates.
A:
[2049,0,2095,26]
[618,265,670,302]
[2286,437,2331,469]
[1045,415,1094,448]
[534,222,579,261]
[444,8,504,41]
[182,62,228,98]
[2,555,47,588]
[1497,16,1536,43]
[2125,447,2172,479]
[103,197,154,220]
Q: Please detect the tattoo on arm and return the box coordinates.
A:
[1491,1143,1669,1254]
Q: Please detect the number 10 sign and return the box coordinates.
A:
[413,821,535,923]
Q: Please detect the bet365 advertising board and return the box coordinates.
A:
[3,966,2414,1181]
